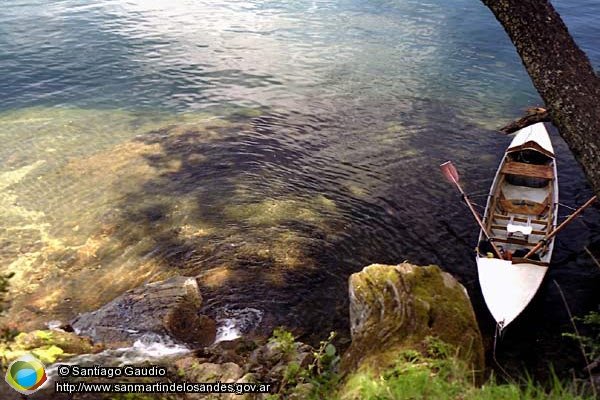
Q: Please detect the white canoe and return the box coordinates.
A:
[476,122,559,329]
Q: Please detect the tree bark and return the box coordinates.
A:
[480,0,600,196]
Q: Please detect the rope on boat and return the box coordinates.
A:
[492,320,516,385]
[469,202,486,210]
[462,191,491,210]
[558,202,578,211]
[465,192,491,199]
[557,201,593,221]
[460,198,486,211]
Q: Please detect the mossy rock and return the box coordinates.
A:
[341,263,484,376]
[0,329,102,364]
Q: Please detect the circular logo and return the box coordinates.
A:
[5,353,48,395]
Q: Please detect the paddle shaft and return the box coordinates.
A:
[449,176,504,259]
[525,194,598,259]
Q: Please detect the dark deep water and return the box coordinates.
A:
[1,0,599,378]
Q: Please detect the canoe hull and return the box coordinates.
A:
[477,122,558,329]
[476,258,548,328]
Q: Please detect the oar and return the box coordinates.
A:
[440,161,504,259]
[524,194,598,259]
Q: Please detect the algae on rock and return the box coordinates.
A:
[341,263,484,375]
[0,329,102,365]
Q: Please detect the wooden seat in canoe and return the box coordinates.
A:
[498,191,549,216]
[499,198,549,216]
[501,160,553,179]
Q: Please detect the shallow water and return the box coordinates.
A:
[1,0,599,376]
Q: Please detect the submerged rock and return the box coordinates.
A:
[341,263,484,375]
[71,276,216,348]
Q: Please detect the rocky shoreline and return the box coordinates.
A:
[2,262,495,399]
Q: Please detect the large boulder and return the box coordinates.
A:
[71,276,216,347]
[341,263,484,375]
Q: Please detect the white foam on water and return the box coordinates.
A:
[46,320,63,330]
[44,307,263,381]
[216,318,241,342]
[214,307,263,343]
[46,332,189,379]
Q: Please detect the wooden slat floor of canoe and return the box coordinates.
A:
[491,237,535,247]
[493,213,547,225]
[491,224,546,236]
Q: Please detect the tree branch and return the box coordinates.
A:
[499,107,552,134]
[480,0,600,196]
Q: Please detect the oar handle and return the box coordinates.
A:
[524,194,597,259]
[455,182,504,259]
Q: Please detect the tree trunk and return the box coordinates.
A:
[480,0,600,196]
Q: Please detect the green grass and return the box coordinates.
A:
[335,338,592,400]
[339,369,589,400]
[261,331,593,400]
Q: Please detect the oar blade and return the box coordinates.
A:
[440,161,459,183]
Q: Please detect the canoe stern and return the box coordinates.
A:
[476,257,548,328]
